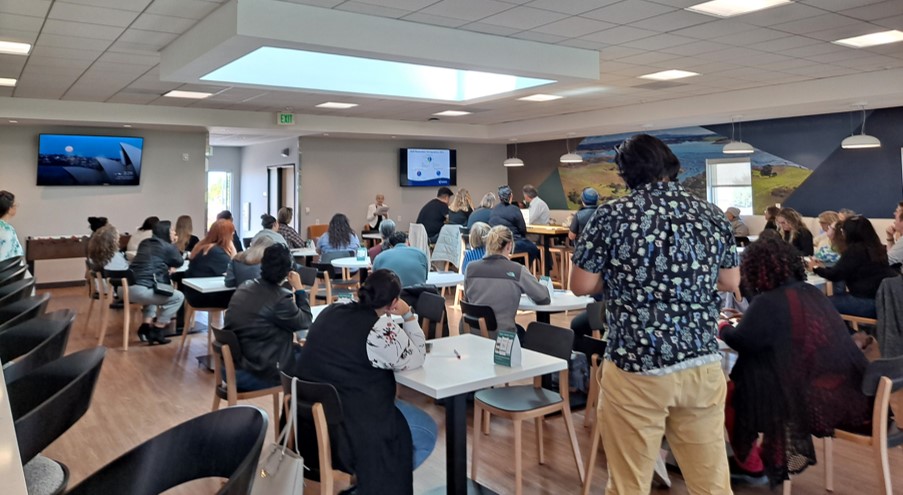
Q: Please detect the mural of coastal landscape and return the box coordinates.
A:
[559,127,811,211]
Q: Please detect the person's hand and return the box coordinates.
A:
[807,258,822,271]
[720,308,742,319]
[286,271,304,291]
[388,298,411,316]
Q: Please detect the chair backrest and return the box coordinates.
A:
[0,293,51,335]
[416,291,446,340]
[8,346,106,463]
[408,223,431,258]
[319,250,355,265]
[860,355,903,448]
[735,236,751,247]
[0,278,35,308]
[577,334,607,363]
[307,224,328,241]
[242,237,252,249]
[0,265,27,287]
[67,406,268,495]
[431,224,464,267]
[212,327,244,366]
[297,265,318,286]
[0,255,23,273]
[586,301,606,333]
[104,268,136,287]
[524,322,575,361]
[460,301,498,337]
[1,309,76,384]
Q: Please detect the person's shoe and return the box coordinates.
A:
[137,323,151,342]
[148,327,171,345]
[728,456,769,485]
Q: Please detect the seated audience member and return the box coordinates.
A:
[277,207,305,249]
[225,235,277,288]
[252,214,287,246]
[725,206,750,237]
[467,192,496,230]
[523,184,550,225]
[447,188,474,226]
[569,187,599,241]
[464,226,550,338]
[225,243,311,389]
[373,232,429,287]
[217,210,244,253]
[174,215,199,255]
[185,219,237,308]
[126,216,159,261]
[885,202,903,269]
[838,208,857,222]
[814,211,841,266]
[776,208,814,256]
[489,185,540,267]
[0,191,22,263]
[811,215,899,319]
[366,194,390,232]
[87,224,129,272]
[416,187,452,242]
[720,237,871,485]
[761,205,780,233]
[368,219,396,260]
[316,213,361,255]
[128,220,184,345]
[295,269,437,495]
[87,216,108,235]
[461,222,490,273]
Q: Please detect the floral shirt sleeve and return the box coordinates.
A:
[0,220,24,262]
[366,314,426,371]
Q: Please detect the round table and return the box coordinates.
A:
[290,247,318,266]
[519,290,593,324]
[362,233,383,240]
[331,256,372,282]
[426,271,464,288]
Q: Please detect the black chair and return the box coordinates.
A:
[295,265,320,307]
[0,293,51,335]
[460,301,498,338]
[0,277,34,308]
[279,372,355,493]
[1,309,76,384]
[735,236,751,247]
[416,291,447,340]
[8,347,107,494]
[0,255,23,273]
[242,237,253,249]
[314,250,357,303]
[0,264,28,287]
[585,301,607,340]
[67,406,268,495]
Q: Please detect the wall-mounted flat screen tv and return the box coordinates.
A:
[399,148,456,187]
[37,134,144,186]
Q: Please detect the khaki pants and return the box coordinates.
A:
[600,360,732,495]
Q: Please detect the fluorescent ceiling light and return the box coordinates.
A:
[0,40,31,55]
[0,78,17,87]
[687,0,792,18]
[518,94,563,102]
[163,90,212,99]
[202,47,555,102]
[433,110,471,117]
[833,30,903,48]
[316,102,358,109]
[639,69,699,81]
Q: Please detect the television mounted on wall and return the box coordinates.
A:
[37,134,144,186]
[399,148,456,187]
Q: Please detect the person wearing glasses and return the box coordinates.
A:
[0,191,23,262]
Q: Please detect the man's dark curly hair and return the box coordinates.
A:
[741,237,806,295]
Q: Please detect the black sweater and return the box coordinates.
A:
[814,244,898,299]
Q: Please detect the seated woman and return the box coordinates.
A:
[811,215,899,319]
[467,192,496,230]
[316,213,361,255]
[174,215,200,255]
[225,235,276,288]
[813,211,841,266]
[294,269,437,495]
[447,188,474,226]
[761,205,779,233]
[776,207,814,256]
[277,207,306,249]
[368,219,396,260]
[719,237,871,485]
[128,220,184,345]
[464,225,550,337]
[252,214,287,246]
[461,221,490,273]
[125,216,159,261]
[87,224,129,272]
[225,244,312,389]
[184,219,237,309]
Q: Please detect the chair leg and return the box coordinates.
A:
[535,417,545,464]
[584,378,599,429]
[783,479,792,495]
[563,407,586,482]
[84,296,96,336]
[581,413,602,495]
[875,435,892,495]
[179,305,194,350]
[824,437,834,492]
[96,291,110,346]
[471,403,483,481]
[212,394,220,411]
[121,293,132,352]
[514,419,523,495]
[272,392,281,441]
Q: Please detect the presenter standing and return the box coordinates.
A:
[366,194,390,232]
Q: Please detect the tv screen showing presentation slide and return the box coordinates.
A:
[399,148,456,187]
[37,134,144,186]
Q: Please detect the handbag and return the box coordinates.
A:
[250,377,305,495]
[152,274,175,297]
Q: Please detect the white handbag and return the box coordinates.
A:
[250,377,305,495]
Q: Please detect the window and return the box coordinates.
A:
[706,158,752,215]
[206,171,232,230]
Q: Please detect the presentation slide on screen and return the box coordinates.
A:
[407,149,451,186]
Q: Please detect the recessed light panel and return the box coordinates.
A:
[518,94,563,102]
[833,30,903,48]
[687,0,792,18]
[0,78,17,87]
[432,110,471,117]
[201,47,555,102]
[316,102,358,109]
[163,90,212,99]
[0,40,31,55]
[639,70,700,81]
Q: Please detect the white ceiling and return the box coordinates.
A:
[1,0,902,144]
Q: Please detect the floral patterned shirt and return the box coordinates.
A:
[0,220,24,262]
[366,314,426,371]
[573,181,739,375]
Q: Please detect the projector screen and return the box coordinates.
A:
[37,134,144,186]
[399,148,456,187]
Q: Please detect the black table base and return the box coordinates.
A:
[436,394,501,495]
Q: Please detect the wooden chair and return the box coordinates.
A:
[548,245,571,288]
[296,265,321,307]
[83,270,104,335]
[416,291,448,339]
[210,328,281,439]
[580,335,607,429]
[586,301,607,340]
[841,313,877,332]
[97,270,146,351]
[459,301,497,338]
[510,252,539,277]
[472,322,585,495]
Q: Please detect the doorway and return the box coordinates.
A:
[267,164,296,228]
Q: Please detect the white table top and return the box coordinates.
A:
[806,273,828,286]
[331,256,372,268]
[181,276,234,293]
[519,290,593,312]
[395,334,567,399]
[426,271,464,287]
[290,247,318,257]
[362,233,383,240]
[0,363,28,495]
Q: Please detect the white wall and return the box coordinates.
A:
[209,145,241,233]
[239,137,299,239]
[0,125,207,282]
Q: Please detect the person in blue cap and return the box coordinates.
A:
[569,187,599,242]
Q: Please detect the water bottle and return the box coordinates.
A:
[307,239,315,249]
[356,246,367,262]
[540,275,554,300]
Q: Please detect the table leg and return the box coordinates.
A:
[359,267,370,284]
[542,235,552,276]
[426,394,498,495]
[537,312,551,324]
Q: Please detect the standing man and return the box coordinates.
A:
[416,187,452,243]
[522,184,550,225]
[725,206,750,237]
[571,134,739,494]
[366,193,390,232]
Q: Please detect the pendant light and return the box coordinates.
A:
[504,140,524,167]
[723,116,754,154]
[560,134,582,163]
[841,104,881,149]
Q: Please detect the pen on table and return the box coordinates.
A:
[454,349,461,360]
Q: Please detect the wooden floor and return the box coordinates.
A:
[37,285,903,494]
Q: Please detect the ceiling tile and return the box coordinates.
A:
[106,40,164,55]
[583,1,676,25]
[511,31,568,43]
[50,2,140,27]
[146,0,220,20]
[0,28,38,44]
[459,22,519,36]
[106,92,161,104]
[596,44,646,59]
[834,54,903,70]
[478,6,568,30]
[97,51,160,65]
[580,25,658,44]
[750,35,821,52]
[0,13,45,32]
[20,64,86,77]
[0,54,25,74]
[42,19,125,40]
[13,83,70,99]
[117,29,178,49]
[799,0,887,9]
[711,28,788,47]
[35,33,112,51]
[657,39,726,56]
[0,0,51,17]
[839,0,903,21]
[556,38,610,50]
[873,14,903,30]
[278,0,343,7]
[532,16,614,37]
[400,12,469,27]
[614,50,682,66]
[738,3,825,27]
[671,20,757,39]
[772,13,863,35]
[420,0,514,22]
[25,55,94,69]
[53,0,152,10]
[335,2,408,18]
[525,0,621,16]
[131,13,199,34]
[621,33,696,50]
[804,23,887,42]
[355,0,438,10]
[30,44,104,61]
[629,9,711,32]
[780,42,849,58]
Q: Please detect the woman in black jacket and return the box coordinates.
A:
[224,244,311,390]
[128,220,184,344]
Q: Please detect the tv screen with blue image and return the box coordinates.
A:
[38,134,144,186]
[399,148,456,187]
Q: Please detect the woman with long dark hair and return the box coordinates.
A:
[128,220,184,344]
[174,215,199,254]
[316,213,360,255]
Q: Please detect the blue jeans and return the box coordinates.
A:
[395,400,437,469]
[514,239,541,266]
[829,293,877,319]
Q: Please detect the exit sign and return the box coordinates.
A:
[277,112,295,125]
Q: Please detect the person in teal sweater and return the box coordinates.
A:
[372,232,428,287]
